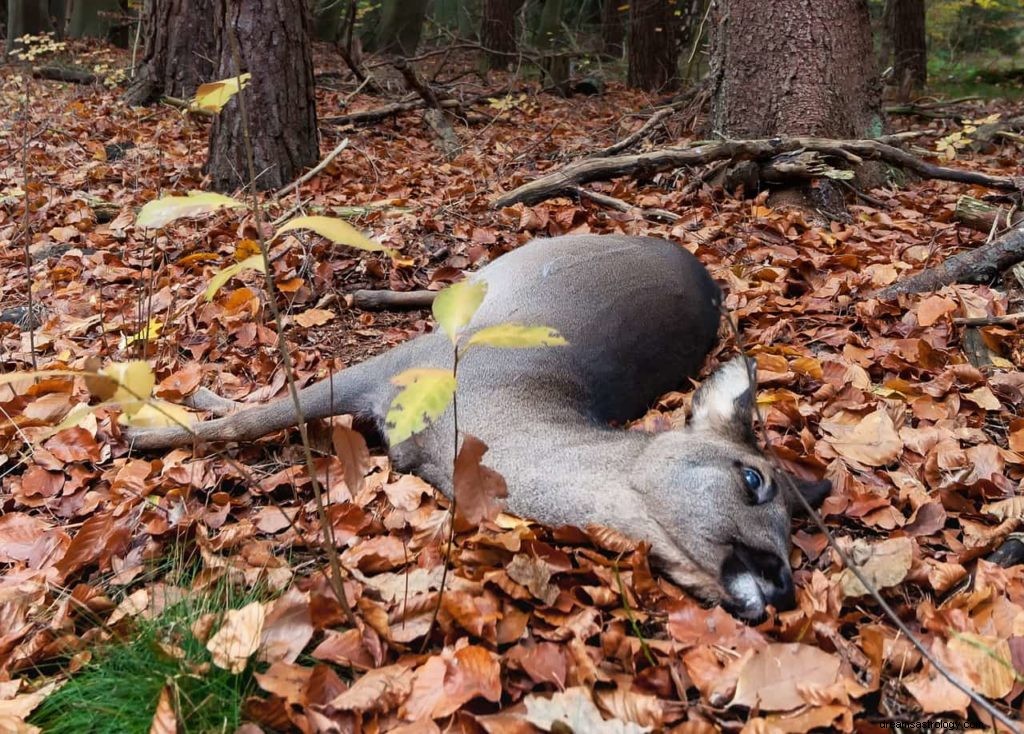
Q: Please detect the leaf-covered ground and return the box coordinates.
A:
[1,43,1024,732]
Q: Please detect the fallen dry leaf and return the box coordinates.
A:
[207,601,267,674]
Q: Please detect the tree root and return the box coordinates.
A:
[492,135,1024,209]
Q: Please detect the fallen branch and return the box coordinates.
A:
[875,220,1024,298]
[392,57,460,160]
[953,311,1024,327]
[573,187,679,223]
[275,138,350,199]
[349,289,436,310]
[591,107,674,158]
[954,195,1022,235]
[33,65,97,84]
[493,136,1024,209]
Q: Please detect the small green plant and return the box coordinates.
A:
[384,278,567,447]
[29,583,266,733]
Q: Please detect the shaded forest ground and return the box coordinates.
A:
[1,41,1024,731]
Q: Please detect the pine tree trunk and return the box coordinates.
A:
[66,0,120,39]
[627,0,680,92]
[121,0,215,105]
[207,0,318,192]
[480,0,524,69]
[892,0,926,95]
[374,0,428,55]
[708,0,881,138]
[5,0,54,59]
[600,0,624,58]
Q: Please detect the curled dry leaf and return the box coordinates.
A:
[837,537,914,599]
[149,684,177,734]
[402,645,502,720]
[819,409,902,468]
[206,601,267,674]
[453,434,508,530]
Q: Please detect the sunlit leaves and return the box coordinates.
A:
[433,280,487,344]
[385,369,457,446]
[465,323,566,350]
[96,360,156,417]
[276,215,392,254]
[204,254,266,301]
[137,191,245,229]
[191,73,251,113]
[206,601,266,673]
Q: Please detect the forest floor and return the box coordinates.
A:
[1,41,1024,733]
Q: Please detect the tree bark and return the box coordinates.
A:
[5,0,54,60]
[374,0,428,56]
[207,0,319,192]
[66,0,119,39]
[891,0,926,95]
[708,0,881,139]
[627,0,680,92]
[480,0,524,69]
[600,0,624,58]
[121,0,215,106]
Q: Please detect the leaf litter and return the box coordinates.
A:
[1,43,1024,732]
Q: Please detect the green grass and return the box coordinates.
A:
[30,584,266,734]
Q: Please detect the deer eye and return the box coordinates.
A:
[742,468,772,504]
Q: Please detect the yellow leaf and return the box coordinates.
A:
[119,399,195,429]
[101,361,156,416]
[191,73,251,113]
[204,254,266,301]
[948,633,1016,699]
[433,280,487,344]
[385,368,456,445]
[118,317,163,350]
[137,191,245,229]
[465,323,567,351]
[276,216,391,254]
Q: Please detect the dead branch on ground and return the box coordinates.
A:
[492,135,1024,209]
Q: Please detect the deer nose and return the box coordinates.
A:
[722,544,796,619]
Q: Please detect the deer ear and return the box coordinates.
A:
[690,356,756,442]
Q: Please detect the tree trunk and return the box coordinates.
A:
[891,0,926,96]
[480,0,524,69]
[207,0,318,192]
[708,0,881,139]
[537,0,568,94]
[310,0,345,42]
[627,0,680,92]
[66,0,119,39]
[600,0,624,58]
[374,0,428,56]
[121,0,215,105]
[5,0,54,59]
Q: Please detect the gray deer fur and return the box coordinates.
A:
[129,235,830,620]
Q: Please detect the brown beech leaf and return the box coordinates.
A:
[947,633,1015,699]
[453,434,508,530]
[820,409,902,467]
[327,663,415,714]
[293,308,335,328]
[731,643,843,712]
[330,417,371,495]
[207,601,267,673]
[149,684,177,734]
[402,644,502,720]
[258,588,312,665]
[837,537,914,599]
[524,686,652,734]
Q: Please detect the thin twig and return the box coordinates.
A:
[274,137,350,200]
[226,25,357,627]
[20,78,37,372]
